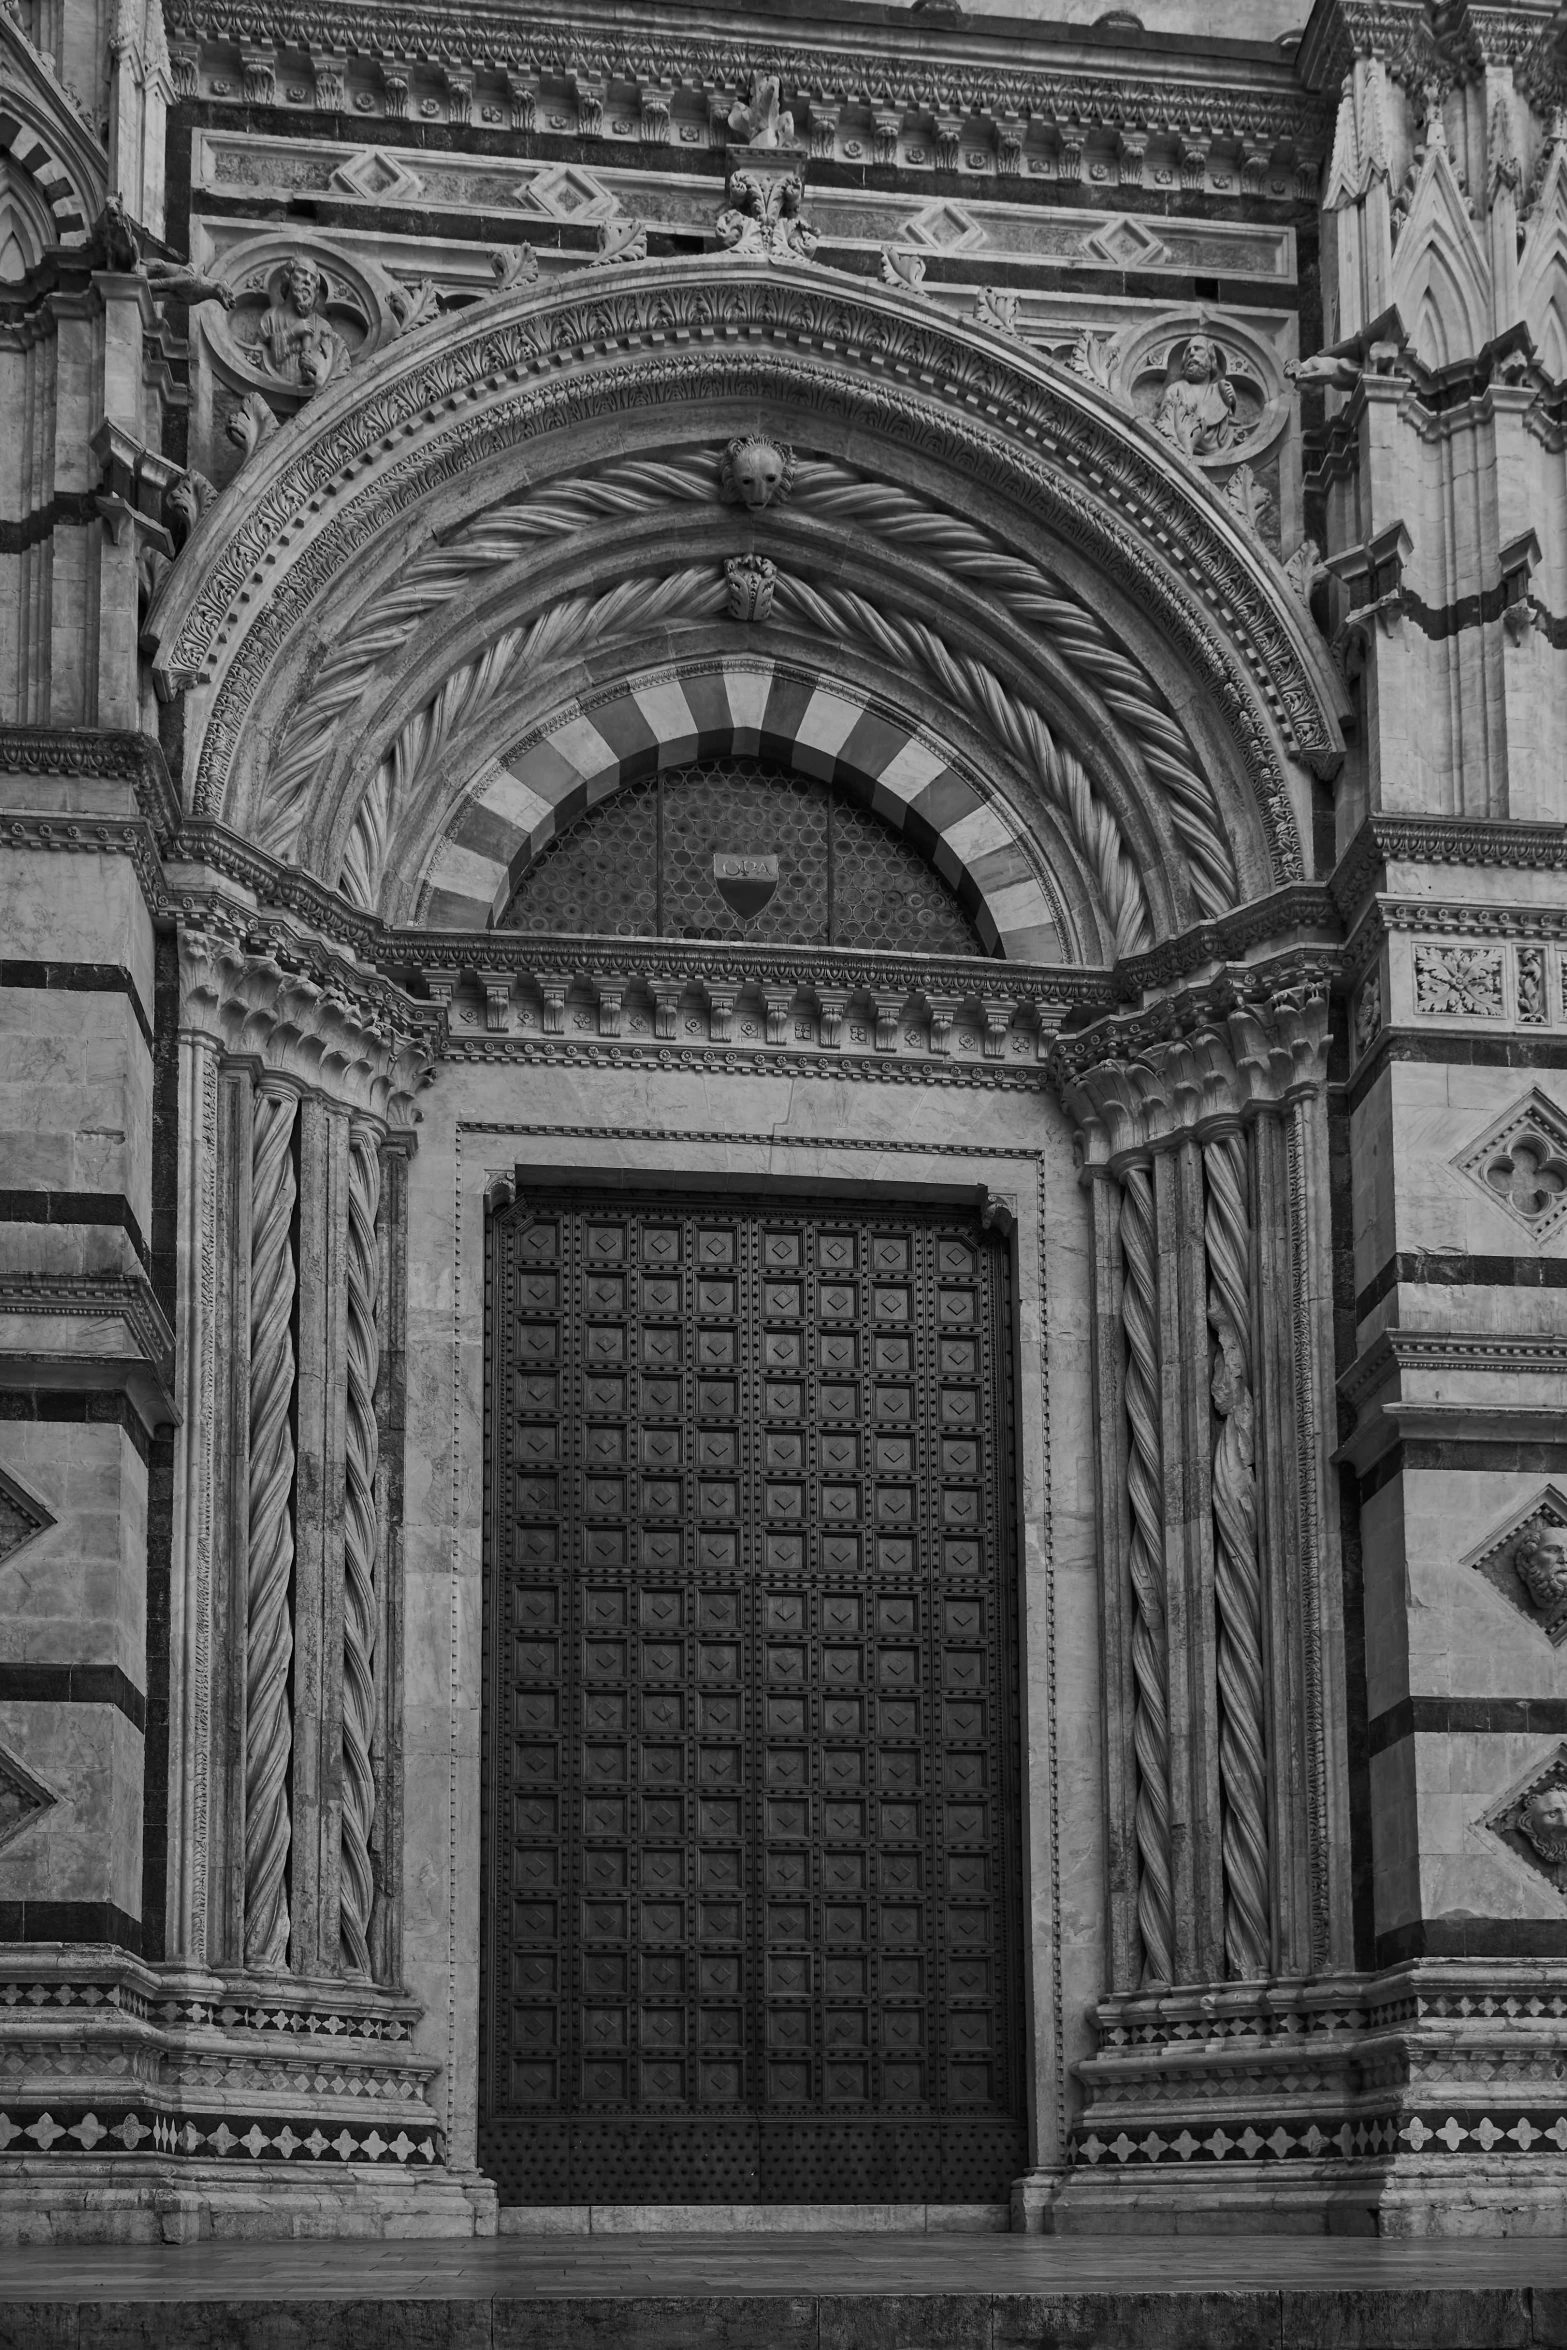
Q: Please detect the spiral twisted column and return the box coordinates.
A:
[245,1081,299,1971]
[1118,1162,1175,1987]
[1203,1129,1271,1979]
[339,1124,383,1976]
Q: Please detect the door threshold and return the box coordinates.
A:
[497,2203,1011,2235]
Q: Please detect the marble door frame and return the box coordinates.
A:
[401,1055,1098,2200]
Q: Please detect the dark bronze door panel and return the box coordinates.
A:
[481,1190,1026,2204]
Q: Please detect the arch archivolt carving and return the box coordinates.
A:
[274,453,1239,957]
[145,259,1348,962]
[308,536,1184,960]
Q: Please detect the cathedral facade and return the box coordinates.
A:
[3,0,1567,2241]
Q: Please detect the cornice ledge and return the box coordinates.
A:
[1297,0,1445,92]
[1109,883,1341,1001]
[1332,811,1567,917]
[1339,1325,1567,1412]
[160,0,1327,151]
[0,1270,176,1392]
[0,724,180,845]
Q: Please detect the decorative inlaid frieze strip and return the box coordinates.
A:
[245,1082,299,1974]
[1202,1129,1270,1983]
[340,1126,382,1979]
[1119,1164,1174,1989]
[0,2107,445,2164]
[1074,2109,1567,2167]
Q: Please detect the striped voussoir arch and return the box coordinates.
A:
[0,112,92,246]
[419,659,1062,958]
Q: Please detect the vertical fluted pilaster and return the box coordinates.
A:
[1119,1163,1174,1987]
[340,1124,382,1977]
[244,1082,298,1971]
[1203,1128,1270,1980]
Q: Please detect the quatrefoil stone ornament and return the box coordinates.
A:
[1453,1090,1567,1243]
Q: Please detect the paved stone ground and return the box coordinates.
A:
[6,2235,1567,2347]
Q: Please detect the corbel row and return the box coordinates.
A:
[1059,985,1350,1996]
[422,963,1066,1061]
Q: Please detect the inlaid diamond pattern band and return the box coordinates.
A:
[1073,2112,1567,2166]
[420,657,1061,959]
[0,2108,445,2164]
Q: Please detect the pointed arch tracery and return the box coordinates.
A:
[145,255,1347,967]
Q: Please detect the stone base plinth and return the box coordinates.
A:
[0,2158,495,2244]
[1052,1959,1567,2237]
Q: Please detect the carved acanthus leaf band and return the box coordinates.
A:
[1119,1164,1175,1990]
[1203,1129,1271,1982]
[340,1126,382,1978]
[244,1083,298,1974]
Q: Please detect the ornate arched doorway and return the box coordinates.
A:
[142,254,1351,2229]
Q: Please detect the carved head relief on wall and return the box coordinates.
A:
[1487,1745,1567,1897]
[1465,1487,1567,1645]
[719,434,796,511]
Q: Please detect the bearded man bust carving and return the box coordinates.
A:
[1519,1782,1567,1865]
[1515,1521,1567,1615]
[1154,332,1241,458]
[250,256,350,392]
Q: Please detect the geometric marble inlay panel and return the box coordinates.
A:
[1452,1091,1567,1244]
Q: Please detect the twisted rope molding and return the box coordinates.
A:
[1203,1129,1271,1982]
[244,1083,297,1974]
[788,464,1236,919]
[260,452,1234,922]
[771,572,1150,957]
[340,1126,382,1979]
[1119,1164,1174,1990]
[338,568,729,908]
[269,459,719,858]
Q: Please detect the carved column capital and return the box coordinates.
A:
[1053,971,1332,1173]
[177,911,437,1130]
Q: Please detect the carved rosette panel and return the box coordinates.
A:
[245,1080,299,1972]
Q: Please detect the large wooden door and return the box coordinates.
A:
[481,1189,1026,2204]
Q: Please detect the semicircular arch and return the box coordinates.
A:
[144,255,1348,965]
[417,654,1066,963]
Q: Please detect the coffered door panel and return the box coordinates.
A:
[482,1191,1025,2205]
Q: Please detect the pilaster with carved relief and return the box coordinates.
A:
[1056,972,1351,1996]
[169,912,433,1992]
